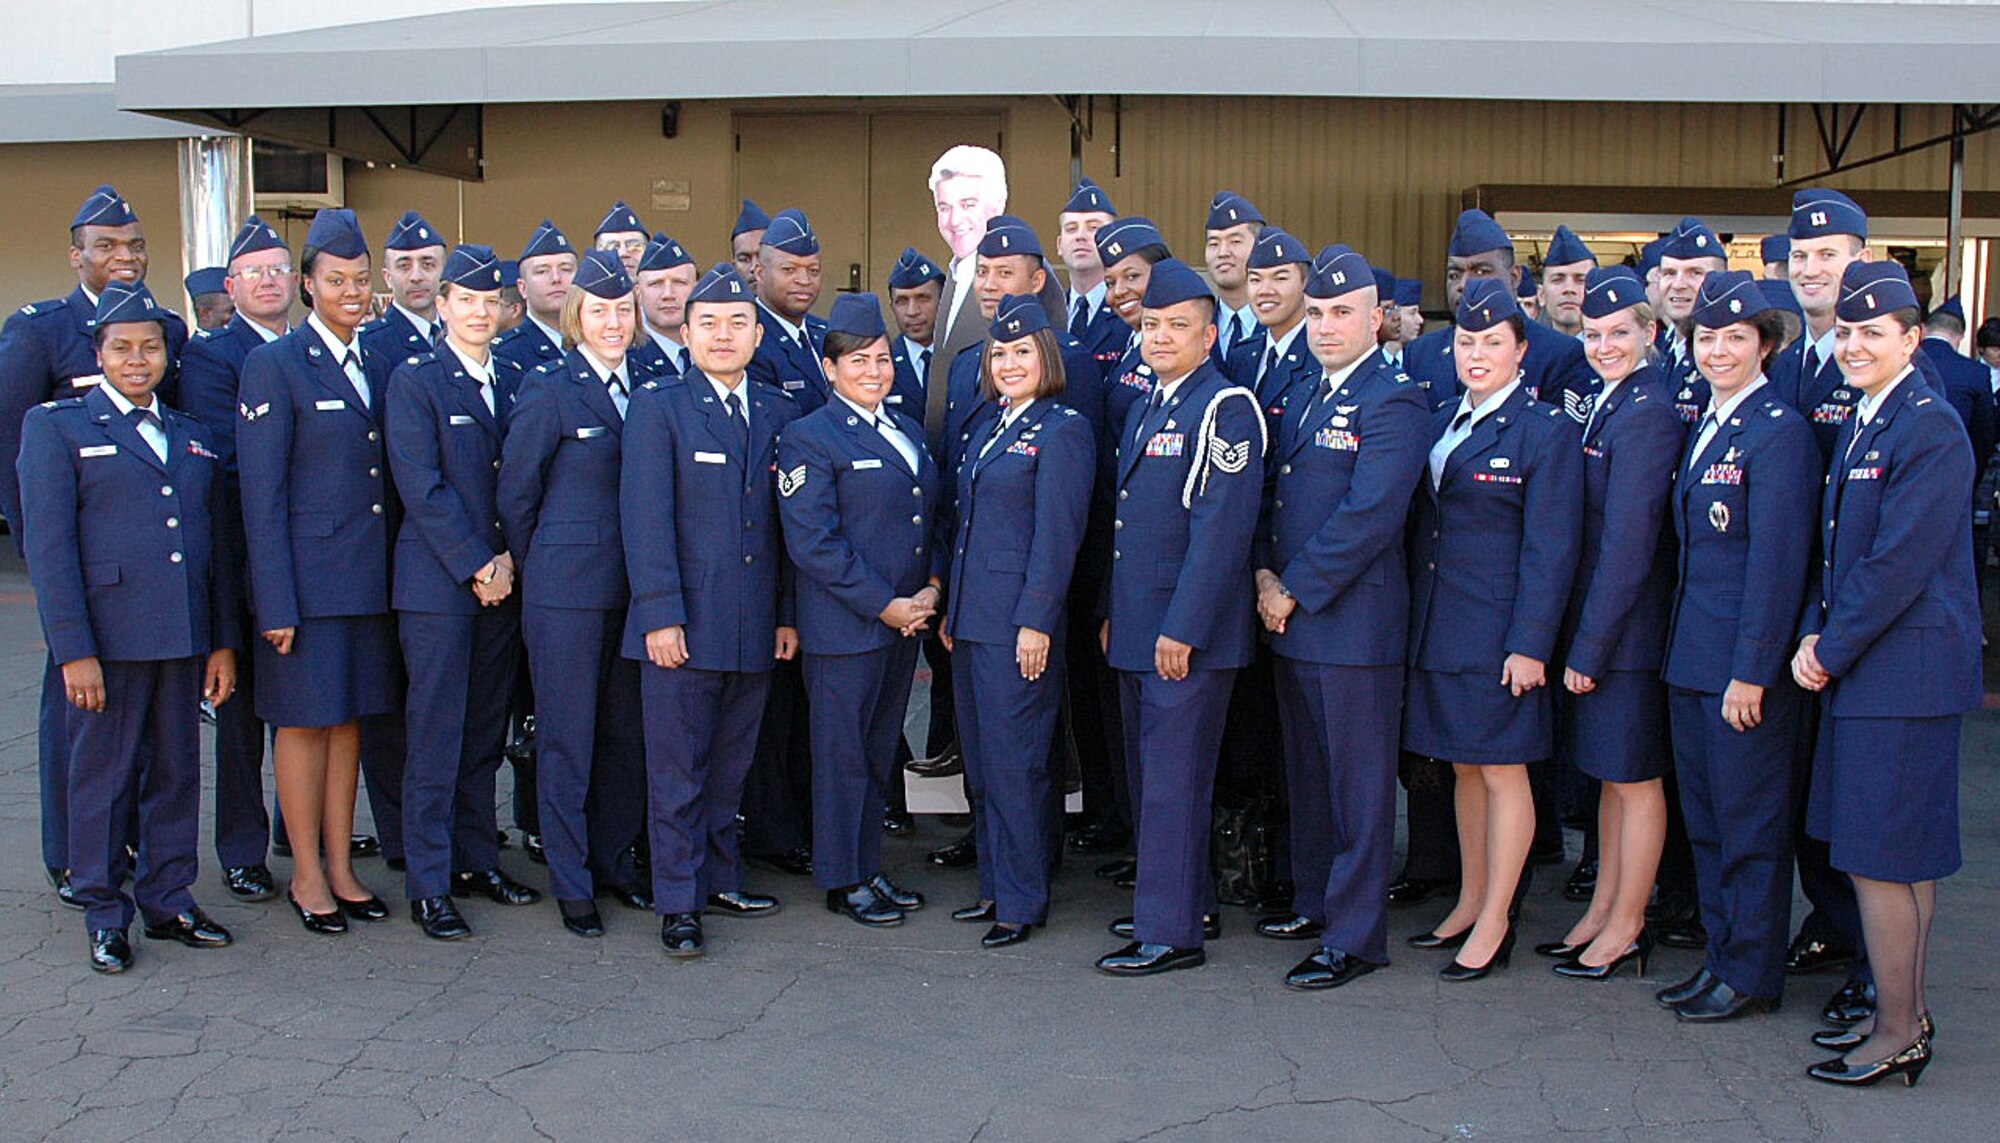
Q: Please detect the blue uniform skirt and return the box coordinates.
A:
[253,614,399,728]
[1808,713,1962,883]
[1563,670,1670,783]
[1403,668,1552,765]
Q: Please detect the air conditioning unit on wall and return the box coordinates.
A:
[252,141,344,211]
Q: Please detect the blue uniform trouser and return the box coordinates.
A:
[955,640,1063,926]
[1275,658,1401,966]
[399,605,520,900]
[741,657,812,856]
[642,664,771,914]
[68,658,202,933]
[805,640,919,890]
[41,654,69,869]
[212,590,271,869]
[524,603,643,901]
[1120,667,1235,949]
[1669,684,1800,1000]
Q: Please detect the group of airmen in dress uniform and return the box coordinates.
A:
[1,151,1982,1089]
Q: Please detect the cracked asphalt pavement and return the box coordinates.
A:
[1,553,1994,1141]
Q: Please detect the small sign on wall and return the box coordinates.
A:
[652,179,691,213]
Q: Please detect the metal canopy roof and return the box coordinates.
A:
[0,84,230,145]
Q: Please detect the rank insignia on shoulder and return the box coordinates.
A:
[1770,408,1784,418]
[642,380,658,390]
[239,401,271,421]
[777,464,807,497]
[407,355,422,366]
[1914,397,1934,407]
[19,304,35,315]
[1213,438,1251,473]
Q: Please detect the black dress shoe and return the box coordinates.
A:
[143,908,234,948]
[1066,819,1129,855]
[411,895,472,940]
[660,912,705,958]
[1562,859,1598,903]
[1255,914,1325,941]
[751,846,814,877]
[1822,977,1877,1025]
[1656,914,1707,950]
[1095,941,1205,976]
[1386,876,1458,905]
[523,833,547,865]
[928,835,977,868]
[1406,926,1471,951]
[89,928,132,974]
[1673,977,1779,1022]
[51,867,83,910]
[1440,927,1515,982]
[1109,914,1220,941]
[336,895,390,922]
[597,882,654,911]
[1807,1037,1932,1088]
[452,868,542,906]
[1094,856,1138,881]
[883,810,915,838]
[866,874,924,911]
[826,884,904,927]
[287,890,349,935]
[1784,933,1856,976]
[222,864,279,902]
[350,834,381,858]
[1284,947,1380,991]
[384,856,407,873]
[706,891,780,917]
[558,900,604,938]
[982,923,1033,949]
[905,742,964,778]
[1534,939,1585,959]
[1655,967,1715,1009]
[952,900,997,923]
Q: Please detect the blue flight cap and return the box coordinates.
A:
[826,292,886,340]
[71,184,137,230]
[1937,294,1966,322]
[687,262,754,308]
[227,215,287,263]
[573,248,633,299]
[1580,266,1646,319]
[1095,216,1168,266]
[1638,236,1667,277]
[1206,191,1264,230]
[441,244,503,291]
[1759,234,1791,265]
[1141,258,1213,311]
[732,198,771,238]
[761,209,820,256]
[1372,265,1399,299]
[1455,278,1521,331]
[520,220,573,262]
[1394,278,1423,307]
[595,199,645,238]
[886,247,945,290]
[184,268,227,297]
[385,210,443,251]
[638,232,694,273]
[978,215,1043,260]
[89,280,165,329]
[1063,177,1116,216]
[1304,245,1373,300]
[1836,261,1919,321]
[1516,268,1539,299]
[304,208,368,260]
[990,293,1050,343]
[1447,209,1513,258]
[1690,270,1771,329]
[1247,228,1309,270]
[1660,217,1723,262]
[1544,225,1595,268]
[1758,278,1803,317]
[499,260,520,288]
[1790,188,1868,241]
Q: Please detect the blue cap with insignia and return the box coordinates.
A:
[761,209,820,256]
[441,244,503,291]
[227,215,287,264]
[184,267,226,297]
[990,293,1050,343]
[71,184,137,230]
[687,262,753,308]
[1836,261,1919,321]
[1095,216,1168,267]
[1691,270,1770,329]
[1581,266,1645,319]
[89,280,165,328]
[573,248,633,299]
[827,292,886,340]
[499,260,520,288]
[304,208,368,260]
[1516,268,1539,299]
[1660,217,1723,262]
[732,198,771,238]
[1206,191,1264,230]
[1142,258,1213,311]
[1544,225,1595,269]
[1372,265,1399,299]
[1394,278,1423,307]
[1790,188,1868,241]
[978,215,1042,260]
[887,247,945,290]
[520,220,573,262]
[1638,236,1667,277]
[1247,228,1308,270]
[1448,209,1513,258]
[1759,234,1791,265]
[594,200,645,238]
[385,210,443,251]
[1304,245,1373,300]
[1063,177,1116,216]
[638,232,693,273]
[1937,294,1965,322]
[1455,278,1521,332]
[1758,278,1803,317]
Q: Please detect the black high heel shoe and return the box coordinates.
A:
[1440,926,1515,982]
[336,895,390,922]
[1552,931,1653,981]
[288,890,348,935]
[1407,926,1472,951]
[1812,1012,1935,1051]
[1534,939,1586,960]
[1807,1037,1932,1088]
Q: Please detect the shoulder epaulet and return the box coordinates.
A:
[1913,395,1935,407]
[19,296,67,318]
[1544,403,1566,419]
[1057,406,1078,417]
[1390,371,1410,385]
[193,327,216,341]
[406,354,424,367]
[39,396,82,411]
[640,379,659,390]
[1631,388,1650,402]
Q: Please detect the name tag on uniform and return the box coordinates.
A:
[781,379,806,391]
[852,458,883,470]
[694,451,727,464]
[449,414,476,426]
[1314,427,1359,451]
[1701,463,1743,485]
[78,444,117,458]
[1144,432,1184,458]
[69,374,104,389]
[1847,466,1884,481]
[316,399,346,411]
[884,394,904,405]
[576,426,607,439]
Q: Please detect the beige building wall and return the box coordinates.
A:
[0,139,186,313]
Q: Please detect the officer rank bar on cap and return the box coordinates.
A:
[1836,261,1919,321]
[1141,258,1211,311]
[1095,216,1167,266]
[688,262,753,307]
[1305,245,1372,299]
[638,233,693,273]
[1660,216,1723,262]
[1790,187,1868,241]
[386,211,443,251]
[1063,177,1115,216]
[72,184,137,230]
[1581,266,1644,319]
[977,215,1042,260]
[228,215,287,263]
[732,198,771,238]
[1691,270,1771,328]
[1394,279,1423,307]
[595,199,645,238]
[442,244,503,291]
[1247,228,1309,270]
[1206,191,1264,231]
[520,220,573,262]
[761,209,820,256]
[887,247,944,290]
[184,268,227,298]
[1544,225,1596,269]
[573,248,634,298]
[305,208,368,260]
[826,291,886,340]
[991,293,1049,342]
[1455,277,1520,331]
[1448,209,1513,258]
[90,280,164,328]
